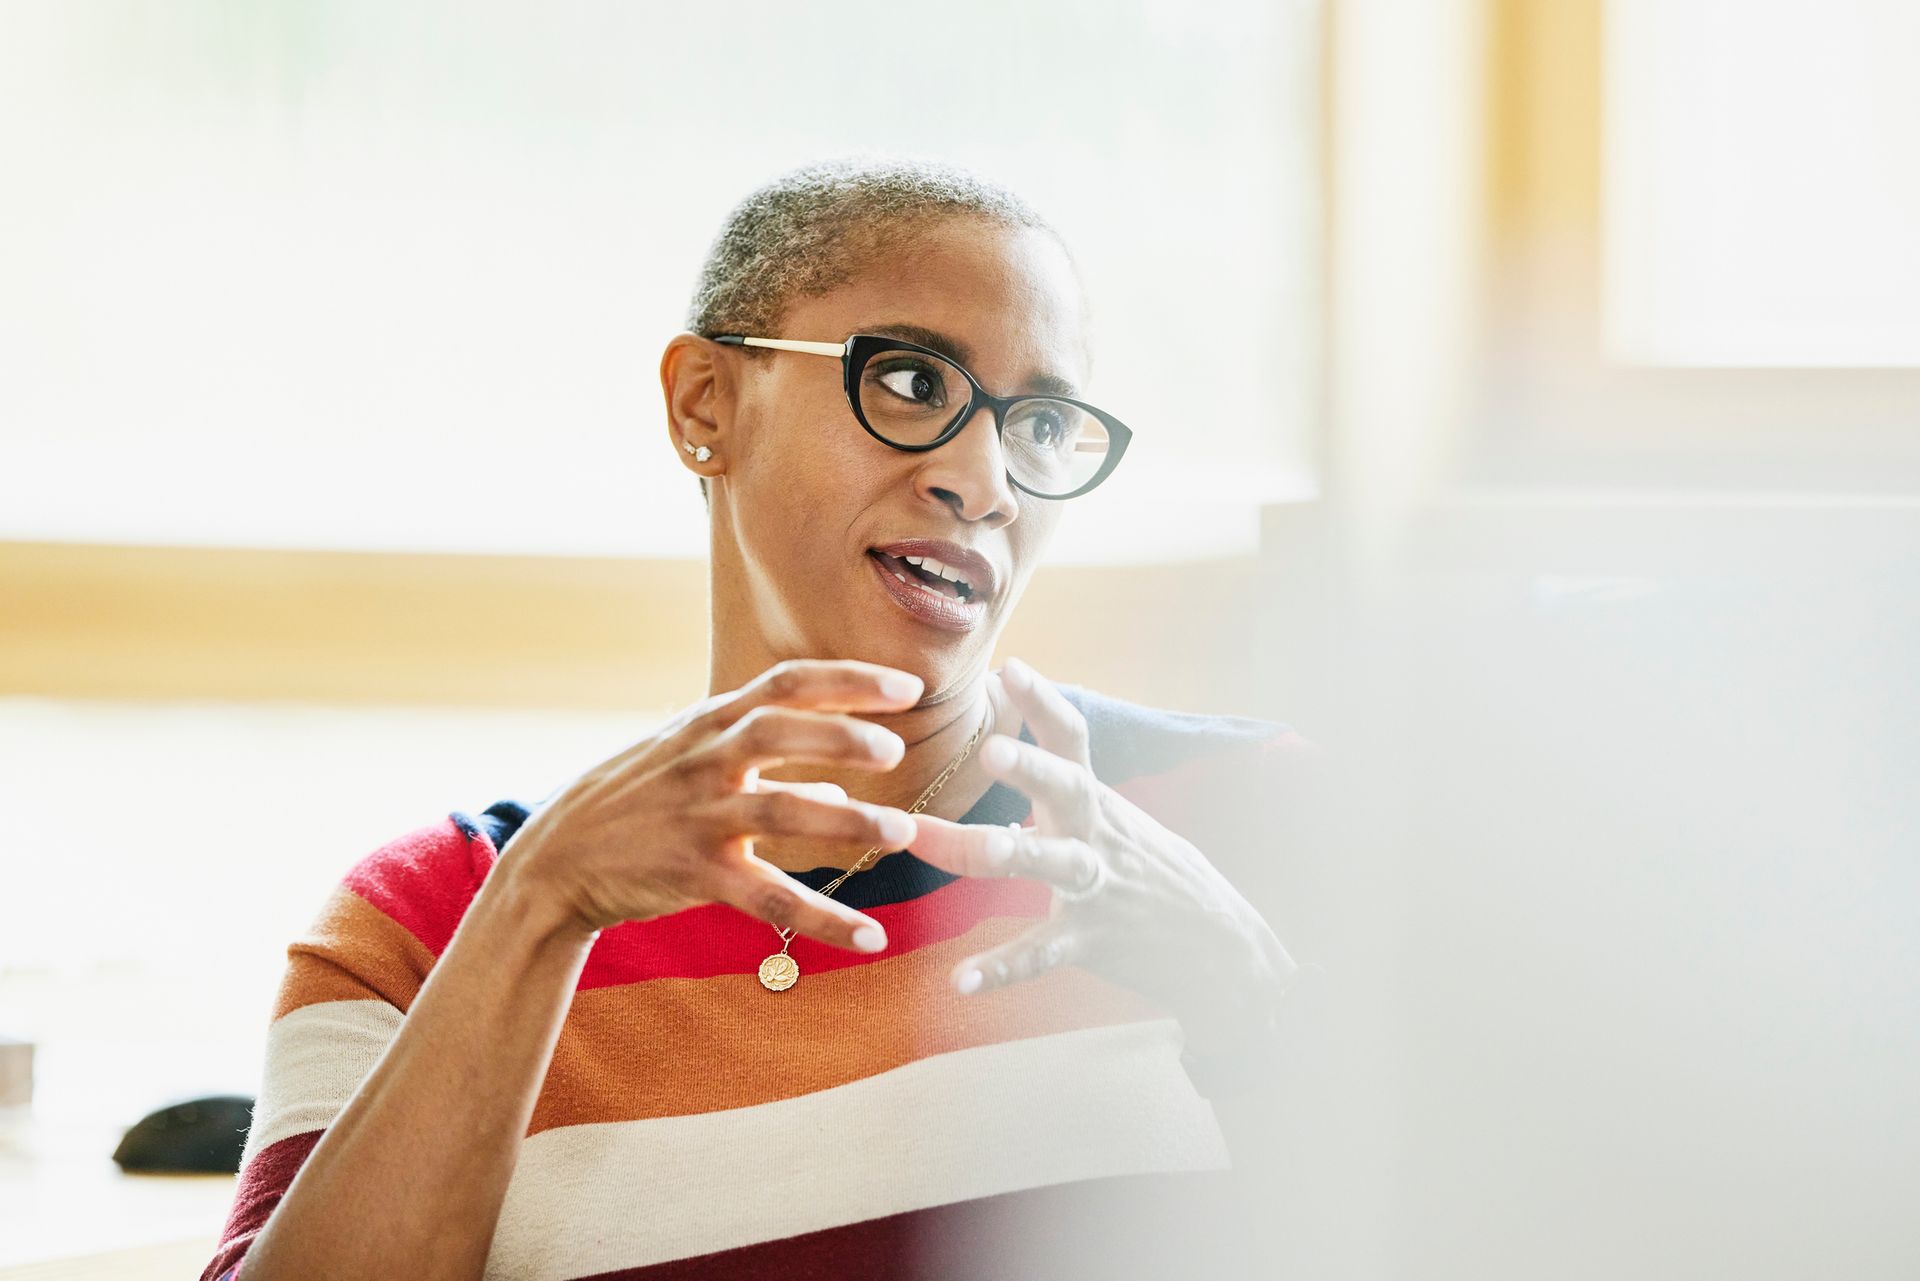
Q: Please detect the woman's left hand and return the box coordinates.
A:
[907,658,1301,1057]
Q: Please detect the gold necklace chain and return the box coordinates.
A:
[757,703,993,992]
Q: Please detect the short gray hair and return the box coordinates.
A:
[682,155,1076,505]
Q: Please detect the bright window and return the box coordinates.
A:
[1605,0,1920,366]
[0,1,1320,564]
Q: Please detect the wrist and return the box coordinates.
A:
[1180,960,1324,1099]
[1178,923,1300,1055]
[476,857,602,958]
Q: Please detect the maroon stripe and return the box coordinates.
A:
[200,1143,1249,1280]
[574,1170,1254,1281]
[199,1129,323,1281]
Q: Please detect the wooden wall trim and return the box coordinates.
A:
[0,538,1316,718]
[0,541,714,710]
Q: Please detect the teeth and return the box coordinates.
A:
[898,570,945,597]
[901,554,972,593]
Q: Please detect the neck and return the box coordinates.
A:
[706,533,1021,864]
[720,656,1013,806]
[712,658,1018,873]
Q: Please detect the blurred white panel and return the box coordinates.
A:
[0,0,1319,564]
[1344,497,1920,1280]
[1605,0,1920,365]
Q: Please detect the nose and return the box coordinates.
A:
[912,401,1021,527]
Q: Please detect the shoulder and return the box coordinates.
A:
[1050,680,1321,791]
[330,810,503,960]
[1047,682,1323,873]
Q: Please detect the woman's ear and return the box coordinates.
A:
[659,332,730,478]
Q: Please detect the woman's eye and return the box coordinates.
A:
[1016,406,1075,450]
[875,363,946,407]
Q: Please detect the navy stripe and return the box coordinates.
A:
[451,685,1291,912]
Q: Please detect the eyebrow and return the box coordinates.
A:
[862,320,1082,400]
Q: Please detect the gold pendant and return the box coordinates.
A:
[758,952,799,992]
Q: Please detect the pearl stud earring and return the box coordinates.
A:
[683,441,712,463]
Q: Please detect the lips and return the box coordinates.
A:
[871,549,990,633]
[867,538,999,602]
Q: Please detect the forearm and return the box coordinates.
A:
[242,866,597,1281]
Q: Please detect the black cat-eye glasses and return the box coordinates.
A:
[712,332,1133,500]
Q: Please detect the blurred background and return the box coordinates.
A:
[2,0,1916,1276]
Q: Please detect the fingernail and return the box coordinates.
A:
[981,735,1016,771]
[954,966,983,995]
[877,809,915,846]
[868,727,904,761]
[853,924,887,954]
[881,672,922,701]
[1003,658,1029,688]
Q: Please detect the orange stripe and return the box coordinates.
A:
[271,886,438,1020]
[528,916,1169,1134]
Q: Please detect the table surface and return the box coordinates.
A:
[0,962,266,1271]
[0,1238,223,1280]
[0,1102,235,1271]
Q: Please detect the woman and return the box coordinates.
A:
[204,157,1321,1281]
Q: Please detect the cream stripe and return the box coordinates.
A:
[239,998,405,1168]
[484,1018,1226,1280]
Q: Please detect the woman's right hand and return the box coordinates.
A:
[491,659,925,953]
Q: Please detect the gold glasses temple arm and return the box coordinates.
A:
[713,335,847,358]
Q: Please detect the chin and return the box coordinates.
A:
[833,632,985,704]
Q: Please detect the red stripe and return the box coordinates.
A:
[577,873,1050,989]
[339,817,1054,985]
[339,817,492,956]
[200,1129,324,1281]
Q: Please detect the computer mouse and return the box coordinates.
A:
[111,1093,254,1174]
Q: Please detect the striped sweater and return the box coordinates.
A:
[204,683,1318,1280]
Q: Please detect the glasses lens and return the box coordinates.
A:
[1002,399,1113,497]
[856,347,971,446]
